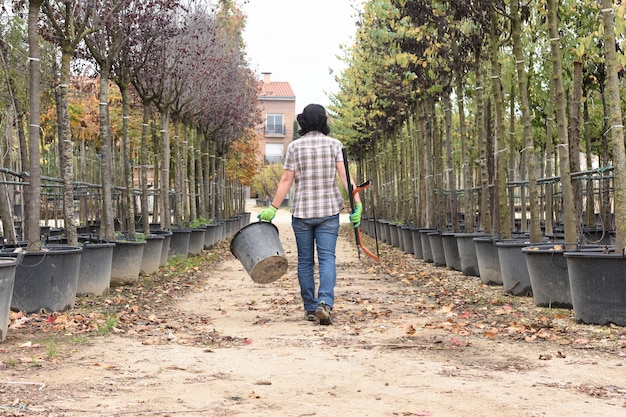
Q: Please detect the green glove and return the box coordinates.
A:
[349,202,362,228]
[258,206,277,222]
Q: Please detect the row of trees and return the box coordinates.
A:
[331,0,625,249]
[1,0,261,250]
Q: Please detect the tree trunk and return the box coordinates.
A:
[508,83,517,232]
[0,109,17,243]
[195,128,205,219]
[490,8,510,239]
[424,97,436,229]
[188,127,197,222]
[544,77,556,236]
[457,74,473,233]
[583,90,595,228]
[598,69,612,231]
[119,83,135,236]
[0,171,16,243]
[569,61,583,223]
[98,69,115,240]
[600,0,626,249]
[173,119,183,226]
[152,120,160,225]
[477,60,491,234]
[417,101,427,227]
[547,0,578,248]
[25,0,44,251]
[511,0,541,243]
[160,110,171,229]
[443,90,458,232]
[140,103,151,233]
[56,45,78,245]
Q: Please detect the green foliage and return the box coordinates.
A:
[46,338,59,359]
[190,217,213,228]
[115,232,146,242]
[252,163,283,200]
[97,313,118,336]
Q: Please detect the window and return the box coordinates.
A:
[265,143,284,164]
[265,114,285,135]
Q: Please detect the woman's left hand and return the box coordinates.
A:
[349,202,362,227]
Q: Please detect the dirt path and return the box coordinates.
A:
[1,204,626,416]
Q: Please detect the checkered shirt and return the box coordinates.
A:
[283,132,344,219]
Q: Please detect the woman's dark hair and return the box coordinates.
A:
[297,104,330,136]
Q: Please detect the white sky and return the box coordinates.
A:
[241,0,360,113]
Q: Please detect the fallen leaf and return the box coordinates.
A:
[459,311,471,319]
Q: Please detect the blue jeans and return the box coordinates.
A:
[292,214,340,312]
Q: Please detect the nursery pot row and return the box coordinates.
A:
[0,212,251,343]
[361,218,624,327]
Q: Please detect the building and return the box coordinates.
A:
[257,72,296,164]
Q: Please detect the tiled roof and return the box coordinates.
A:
[259,81,295,99]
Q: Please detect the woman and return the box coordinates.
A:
[258,104,362,325]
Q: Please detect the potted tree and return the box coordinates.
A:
[563,0,626,325]
[9,0,83,314]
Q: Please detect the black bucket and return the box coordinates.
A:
[230,221,288,284]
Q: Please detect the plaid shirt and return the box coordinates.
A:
[284,131,344,219]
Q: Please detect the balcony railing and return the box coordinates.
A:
[265,124,285,136]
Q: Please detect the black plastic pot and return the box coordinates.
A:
[441,233,461,271]
[419,229,434,262]
[110,240,146,286]
[389,224,401,248]
[169,228,191,261]
[77,242,115,296]
[9,245,83,314]
[410,227,424,259]
[0,257,17,341]
[455,233,484,277]
[230,221,288,284]
[401,226,413,254]
[188,228,206,256]
[564,248,626,325]
[151,230,172,266]
[522,243,571,308]
[204,224,220,250]
[140,234,164,276]
[496,239,533,296]
[474,236,502,285]
[428,231,446,266]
